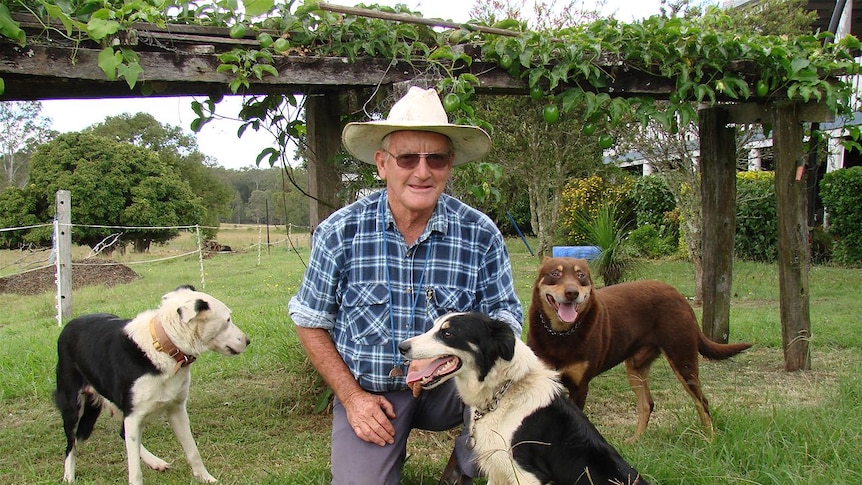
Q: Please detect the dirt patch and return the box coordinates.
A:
[0,260,139,295]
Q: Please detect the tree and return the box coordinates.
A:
[86,113,232,239]
[0,100,54,189]
[468,96,600,257]
[25,132,204,252]
[466,0,607,258]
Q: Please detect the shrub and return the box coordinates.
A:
[736,171,778,261]
[560,174,636,244]
[820,166,862,265]
[628,223,676,258]
[632,175,677,231]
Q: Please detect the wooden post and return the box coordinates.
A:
[306,92,345,228]
[773,103,811,371]
[698,107,736,343]
[54,190,72,324]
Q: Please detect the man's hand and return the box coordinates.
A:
[342,390,397,446]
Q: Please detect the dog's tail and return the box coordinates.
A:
[75,395,103,441]
[698,333,752,360]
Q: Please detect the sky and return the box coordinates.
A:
[38,0,664,170]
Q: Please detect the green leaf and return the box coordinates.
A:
[242,0,274,18]
[97,47,121,81]
[428,46,456,61]
[87,18,121,41]
[41,3,84,37]
[117,61,143,89]
[790,57,810,74]
[0,77,5,96]
[0,4,26,45]
[255,147,280,166]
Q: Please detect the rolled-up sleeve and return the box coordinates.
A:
[288,228,341,331]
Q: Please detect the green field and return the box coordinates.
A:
[1,227,861,484]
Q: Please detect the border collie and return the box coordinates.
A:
[399,312,649,485]
[55,285,249,485]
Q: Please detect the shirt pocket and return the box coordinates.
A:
[341,283,391,346]
[427,286,475,321]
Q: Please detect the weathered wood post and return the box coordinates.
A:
[698,107,736,343]
[55,190,72,325]
[306,92,345,228]
[773,103,811,371]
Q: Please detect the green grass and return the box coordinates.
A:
[1,232,861,484]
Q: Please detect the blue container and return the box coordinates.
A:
[551,246,601,260]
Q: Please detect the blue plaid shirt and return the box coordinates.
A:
[289,190,523,392]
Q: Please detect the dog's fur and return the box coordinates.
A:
[527,257,752,441]
[399,312,649,485]
[55,285,249,485]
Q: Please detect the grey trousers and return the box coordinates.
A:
[330,380,475,485]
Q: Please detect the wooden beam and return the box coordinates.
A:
[699,106,737,343]
[773,103,812,372]
[723,102,836,124]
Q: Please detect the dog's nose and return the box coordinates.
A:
[564,286,579,301]
[397,341,410,356]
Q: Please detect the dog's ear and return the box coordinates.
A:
[478,317,516,381]
[176,299,210,323]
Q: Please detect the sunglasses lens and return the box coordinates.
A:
[393,153,451,169]
[425,154,450,169]
[395,154,422,168]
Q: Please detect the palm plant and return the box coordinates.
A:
[574,202,635,285]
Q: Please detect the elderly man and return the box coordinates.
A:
[289,86,523,485]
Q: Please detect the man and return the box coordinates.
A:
[289,86,522,485]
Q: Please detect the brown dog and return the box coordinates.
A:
[526,257,751,441]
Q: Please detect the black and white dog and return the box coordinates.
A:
[399,312,649,485]
[55,285,249,485]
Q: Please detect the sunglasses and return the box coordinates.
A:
[382,149,453,170]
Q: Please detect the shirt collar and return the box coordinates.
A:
[379,191,449,240]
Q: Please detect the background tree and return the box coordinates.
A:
[86,113,232,239]
[472,95,604,257]
[23,132,204,252]
[465,0,608,258]
[0,100,55,189]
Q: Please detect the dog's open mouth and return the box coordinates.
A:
[405,356,462,389]
[546,294,579,324]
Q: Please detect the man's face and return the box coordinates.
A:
[375,130,453,219]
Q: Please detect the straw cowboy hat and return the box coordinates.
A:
[341,86,491,166]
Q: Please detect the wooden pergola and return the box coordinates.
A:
[0,11,840,371]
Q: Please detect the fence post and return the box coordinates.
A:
[195,224,205,289]
[55,190,72,325]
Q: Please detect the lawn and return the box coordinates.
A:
[1,227,861,484]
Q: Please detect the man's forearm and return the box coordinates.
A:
[294,326,364,402]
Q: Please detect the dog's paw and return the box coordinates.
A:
[193,470,217,483]
[142,456,171,472]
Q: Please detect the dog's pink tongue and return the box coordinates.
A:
[557,302,579,323]
[406,357,448,385]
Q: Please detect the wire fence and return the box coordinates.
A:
[0,221,311,324]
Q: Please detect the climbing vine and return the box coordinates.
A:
[1,0,861,163]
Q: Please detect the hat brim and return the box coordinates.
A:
[342,121,491,166]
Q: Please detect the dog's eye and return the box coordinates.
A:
[440,329,452,339]
[549,270,561,278]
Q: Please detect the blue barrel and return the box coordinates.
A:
[551,246,601,260]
